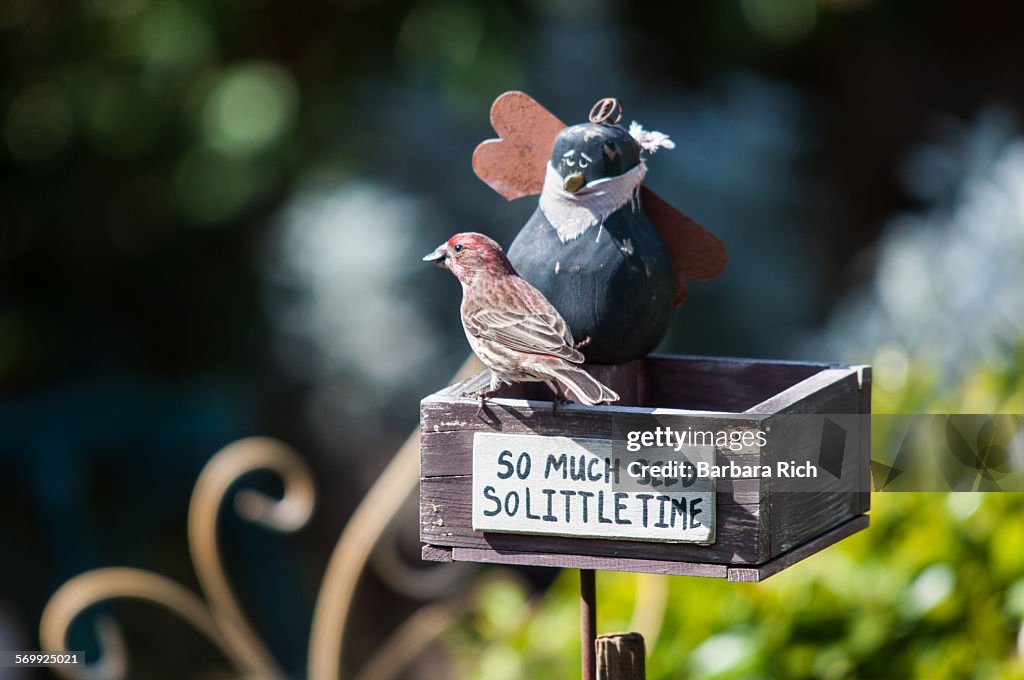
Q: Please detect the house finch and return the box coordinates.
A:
[423,232,619,410]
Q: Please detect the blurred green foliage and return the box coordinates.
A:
[446,346,1024,679]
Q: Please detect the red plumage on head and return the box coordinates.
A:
[446,232,516,279]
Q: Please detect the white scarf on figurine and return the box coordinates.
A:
[539,122,676,243]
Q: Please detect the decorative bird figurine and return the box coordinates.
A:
[507,109,675,363]
[423,232,619,411]
[473,93,728,365]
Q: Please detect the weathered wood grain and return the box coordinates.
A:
[855,367,872,514]
[433,354,834,412]
[421,545,453,562]
[749,367,858,414]
[421,515,869,580]
[760,368,871,557]
[726,514,869,582]
[445,546,729,578]
[422,522,868,580]
[421,475,767,564]
[642,354,827,412]
[597,633,646,680]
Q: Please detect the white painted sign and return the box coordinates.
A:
[472,432,716,544]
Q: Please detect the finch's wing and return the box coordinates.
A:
[642,188,729,307]
[466,308,584,363]
[464,281,583,363]
[472,91,566,200]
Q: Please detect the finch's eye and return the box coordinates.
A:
[454,244,464,253]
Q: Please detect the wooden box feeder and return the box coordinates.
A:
[420,354,870,582]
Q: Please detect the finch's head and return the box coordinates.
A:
[422,232,516,284]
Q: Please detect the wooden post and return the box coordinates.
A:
[581,569,597,680]
[596,632,646,680]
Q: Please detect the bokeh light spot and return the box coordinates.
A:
[174,147,266,223]
[397,0,485,73]
[140,0,212,70]
[874,342,909,393]
[945,492,982,521]
[80,75,163,156]
[742,0,818,45]
[4,82,74,163]
[690,630,756,675]
[89,0,147,18]
[476,645,522,680]
[903,564,954,617]
[202,63,298,158]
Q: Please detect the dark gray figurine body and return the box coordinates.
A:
[507,122,675,365]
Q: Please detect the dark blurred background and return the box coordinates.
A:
[3,0,1024,678]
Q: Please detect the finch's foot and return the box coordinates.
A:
[546,381,571,416]
[461,389,496,420]
[551,394,571,416]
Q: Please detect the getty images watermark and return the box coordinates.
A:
[624,426,817,480]
[612,413,1024,491]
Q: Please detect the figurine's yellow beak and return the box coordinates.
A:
[563,173,585,193]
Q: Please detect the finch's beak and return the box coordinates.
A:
[422,244,448,268]
[562,172,585,193]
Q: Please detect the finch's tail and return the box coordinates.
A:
[550,365,620,406]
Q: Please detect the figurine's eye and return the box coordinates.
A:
[564,158,575,167]
[454,244,464,253]
[578,159,589,169]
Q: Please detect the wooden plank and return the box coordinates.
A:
[761,370,867,557]
[421,475,768,564]
[435,513,869,579]
[641,355,826,412]
[421,545,453,562]
[768,490,861,556]
[450,546,729,578]
[645,352,836,370]
[748,367,860,415]
[420,389,617,435]
[855,366,872,515]
[726,514,869,582]
[426,354,832,414]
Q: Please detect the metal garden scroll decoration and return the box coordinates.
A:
[39,355,483,680]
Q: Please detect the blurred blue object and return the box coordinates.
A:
[817,105,1024,377]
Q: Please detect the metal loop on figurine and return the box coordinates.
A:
[589,98,623,125]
